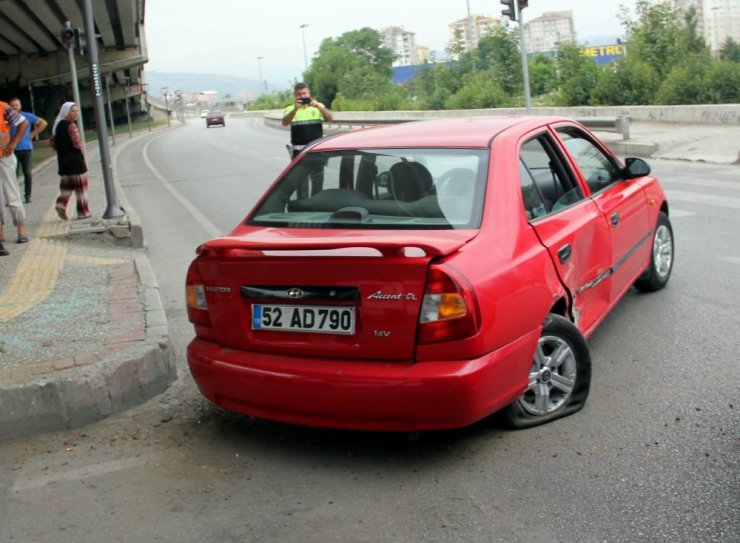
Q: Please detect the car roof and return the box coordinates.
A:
[311,116,571,150]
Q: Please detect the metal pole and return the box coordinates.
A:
[465,0,472,52]
[124,77,133,137]
[300,25,309,69]
[257,57,265,94]
[65,22,86,151]
[143,85,151,132]
[161,87,170,127]
[27,85,36,121]
[104,74,116,146]
[514,2,532,114]
[81,0,124,219]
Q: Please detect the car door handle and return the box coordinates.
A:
[611,212,620,227]
[558,244,572,264]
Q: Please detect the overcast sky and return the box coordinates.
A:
[146,0,636,85]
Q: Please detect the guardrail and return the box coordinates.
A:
[264,112,632,140]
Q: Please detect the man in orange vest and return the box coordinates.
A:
[1,100,30,254]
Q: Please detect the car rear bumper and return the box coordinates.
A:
[187,330,536,431]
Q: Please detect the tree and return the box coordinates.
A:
[303,28,395,108]
[707,61,740,103]
[554,42,599,106]
[655,57,713,104]
[474,25,522,96]
[445,71,511,109]
[719,37,740,62]
[527,54,558,97]
[622,0,708,79]
[590,57,659,105]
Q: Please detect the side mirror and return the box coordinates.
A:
[624,157,651,179]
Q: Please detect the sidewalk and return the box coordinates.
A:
[0,135,176,441]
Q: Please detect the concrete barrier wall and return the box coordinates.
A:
[262,104,740,126]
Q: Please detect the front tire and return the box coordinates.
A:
[501,314,591,429]
[634,211,674,292]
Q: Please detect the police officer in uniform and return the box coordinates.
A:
[282,83,333,198]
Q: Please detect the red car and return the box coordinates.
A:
[205,110,225,127]
[186,116,674,431]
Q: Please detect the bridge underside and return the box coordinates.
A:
[0,0,148,118]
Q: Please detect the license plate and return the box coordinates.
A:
[252,304,355,335]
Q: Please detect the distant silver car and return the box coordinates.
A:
[200,109,208,118]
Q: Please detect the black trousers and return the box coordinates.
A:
[14,149,33,200]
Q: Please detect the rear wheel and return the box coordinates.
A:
[634,211,673,292]
[501,314,591,429]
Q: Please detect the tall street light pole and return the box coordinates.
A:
[257,56,266,94]
[81,0,124,219]
[161,86,170,127]
[465,1,472,52]
[299,24,309,70]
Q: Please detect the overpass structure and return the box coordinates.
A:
[0,0,150,123]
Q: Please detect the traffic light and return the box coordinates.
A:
[501,0,527,21]
[500,0,516,21]
[60,27,76,48]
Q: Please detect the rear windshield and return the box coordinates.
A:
[248,148,488,229]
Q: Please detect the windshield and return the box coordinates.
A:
[248,148,488,229]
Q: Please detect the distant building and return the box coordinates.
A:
[382,26,419,66]
[448,14,500,56]
[663,0,740,56]
[524,11,576,53]
[415,45,430,64]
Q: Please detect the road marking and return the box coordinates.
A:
[142,137,222,239]
[669,208,695,218]
[665,189,740,210]
[0,204,69,323]
[12,454,157,492]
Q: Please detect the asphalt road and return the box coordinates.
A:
[0,117,737,543]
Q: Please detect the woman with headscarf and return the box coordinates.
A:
[50,102,90,220]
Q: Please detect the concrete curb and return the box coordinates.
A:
[0,252,177,442]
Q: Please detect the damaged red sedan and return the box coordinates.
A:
[186,116,674,431]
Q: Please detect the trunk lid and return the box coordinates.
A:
[194,229,476,360]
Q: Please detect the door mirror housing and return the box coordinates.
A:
[623,157,651,179]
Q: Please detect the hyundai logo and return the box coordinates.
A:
[287,288,304,299]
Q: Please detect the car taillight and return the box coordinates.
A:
[418,266,479,344]
[185,261,212,329]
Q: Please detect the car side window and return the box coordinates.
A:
[519,160,548,220]
[557,127,623,194]
[520,134,583,216]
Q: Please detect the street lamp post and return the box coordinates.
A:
[161,86,170,127]
[299,24,309,70]
[81,0,124,219]
[104,74,116,146]
[123,76,133,137]
[142,83,151,132]
[257,56,266,94]
[465,1,472,52]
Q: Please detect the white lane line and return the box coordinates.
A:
[142,137,223,239]
[12,454,157,492]
[665,189,740,210]
[669,209,695,218]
